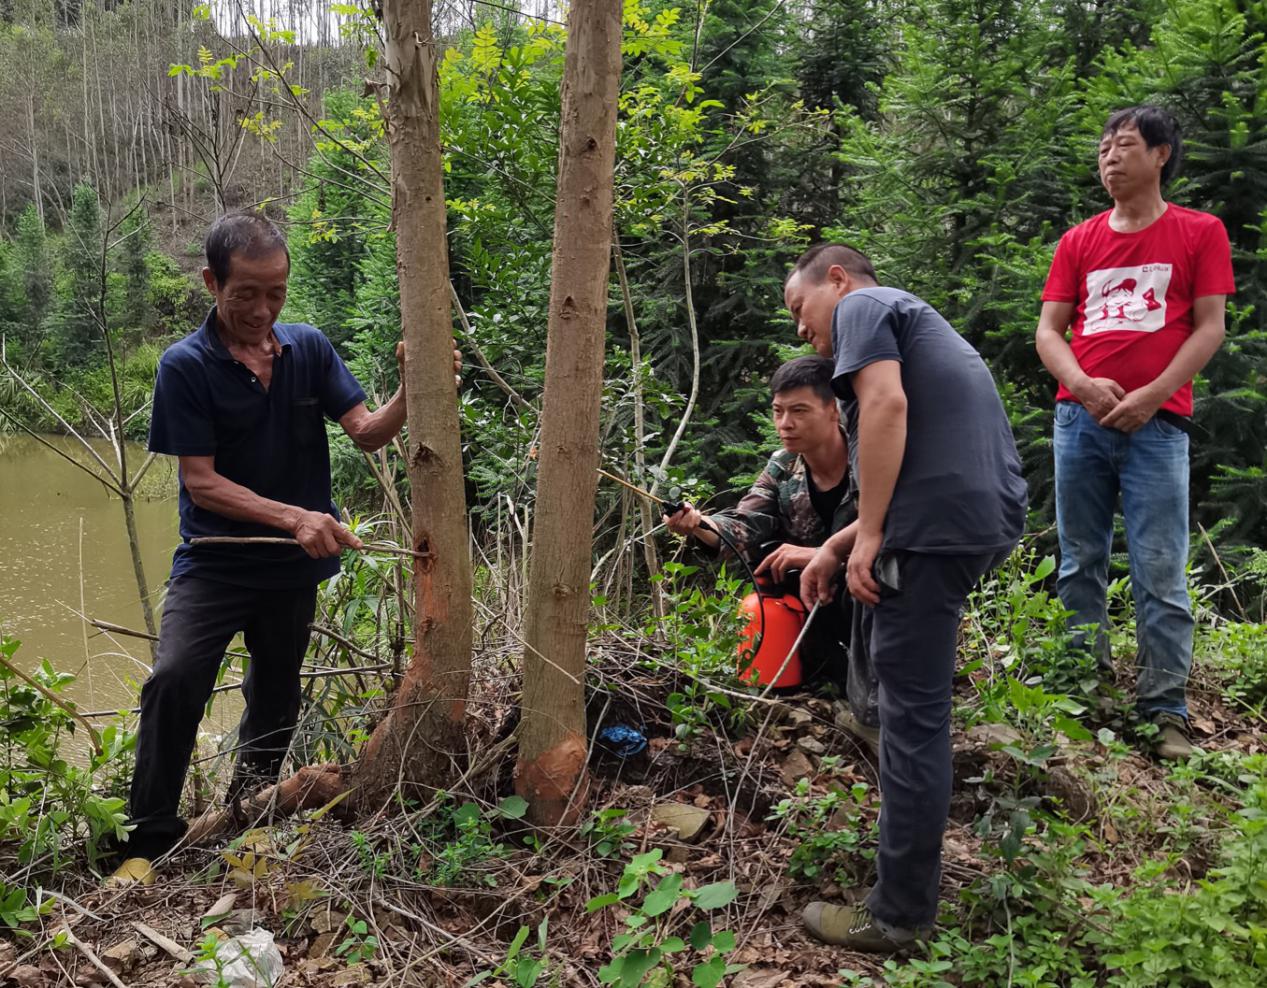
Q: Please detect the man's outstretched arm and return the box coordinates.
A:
[180,456,362,558]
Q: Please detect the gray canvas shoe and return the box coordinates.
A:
[1153,712,1194,761]
[802,901,930,953]
[832,700,881,756]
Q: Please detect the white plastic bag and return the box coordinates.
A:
[194,927,284,988]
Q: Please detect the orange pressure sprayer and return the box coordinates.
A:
[593,469,813,688]
[738,571,807,688]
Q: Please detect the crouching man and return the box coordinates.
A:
[665,355,879,747]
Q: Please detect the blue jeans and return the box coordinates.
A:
[1053,401,1192,718]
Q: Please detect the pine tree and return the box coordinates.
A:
[286,89,387,347]
[116,199,152,332]
[50,183,104,367]
[14,203,51,351]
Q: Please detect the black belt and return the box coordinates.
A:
[1155,409,1195,435]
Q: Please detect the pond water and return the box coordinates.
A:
[0,434,237,734]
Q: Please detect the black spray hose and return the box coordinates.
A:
[594,471,777,677]
[662,502,767,670]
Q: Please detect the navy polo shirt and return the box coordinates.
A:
[149,308,367,589]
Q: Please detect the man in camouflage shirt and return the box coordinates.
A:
[666,356,879,738]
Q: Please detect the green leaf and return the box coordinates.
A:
[506,924,530,958]
[453,802,481,826]
[710,930,736,952]
[691,881,738,910]
[586,893,621,913]
[515,959,543,987]
[498,795,529,819]
[688,920,712,950]
[691,955,727,988]
[641,873,683,917]
[1053,715,1093,742]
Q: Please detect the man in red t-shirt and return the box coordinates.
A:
[1035,105,1235,759]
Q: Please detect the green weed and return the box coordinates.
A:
[770,777,877,883]
[585,849,744,988]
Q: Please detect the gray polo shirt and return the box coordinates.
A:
[831,287,1027,554]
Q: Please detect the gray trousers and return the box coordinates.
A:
[864,548,1010,929]
[127,575,317,859]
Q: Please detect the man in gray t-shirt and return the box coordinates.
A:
[831,287,1027,555]
[787,243,1027,953]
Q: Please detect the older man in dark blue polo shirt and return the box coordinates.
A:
[111,212,420,884]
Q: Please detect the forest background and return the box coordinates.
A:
[4,0,1267,570]
[2,0,1267,985]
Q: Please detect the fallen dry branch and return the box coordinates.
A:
[131,921,193,964]
[60,926,130,988]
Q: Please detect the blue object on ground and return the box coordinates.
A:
[598,725,648,757]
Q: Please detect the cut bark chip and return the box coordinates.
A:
[651,803,712,843]
[201,892,238,927]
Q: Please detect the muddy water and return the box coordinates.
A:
[0,434,235,734]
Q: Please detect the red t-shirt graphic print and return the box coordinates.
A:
[1042,204,1235,416]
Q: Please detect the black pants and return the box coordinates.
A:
[863,548,1011,929]
[126,575,317,859]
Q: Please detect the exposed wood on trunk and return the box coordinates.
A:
[182,764,347,845]
[515,0,622,828]
[352,0,475,809]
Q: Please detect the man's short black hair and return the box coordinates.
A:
[787,242,877,287]
[770,355,835,403]
[1103,105,1183,186]
[205,212,290,285]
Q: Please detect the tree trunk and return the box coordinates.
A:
[514,0,622,828]
[119,489,158,654]
[353,0,474,810]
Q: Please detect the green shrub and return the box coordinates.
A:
[0,635,134,877]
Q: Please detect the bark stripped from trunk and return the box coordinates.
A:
[514,0,623,828]
[354,0,474,809]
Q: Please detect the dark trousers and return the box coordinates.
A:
[864,548,1010,929]
[127,575,317,858]
[801,591,880,726]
